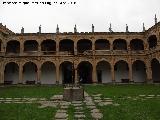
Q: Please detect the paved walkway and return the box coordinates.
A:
[1,93,160,119]
[0,91,122,120]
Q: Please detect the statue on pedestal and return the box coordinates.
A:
[126,24,129,32]
[92,24,94,33]
[56,24,59,33]
[21,27,24,33]
[155,14,157,24]
[39,25,41,33]
[74,24,77,33]
[109,23,113,32]
[143,23,145,32]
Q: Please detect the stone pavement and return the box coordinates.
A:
[1,93,160,119]
[0,91,124,120]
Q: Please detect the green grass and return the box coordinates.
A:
[84,84,160,120]
[0,84,160,120]
[68,105,75,120]
[0,85,63,98]
[84,84,160,98]
[0,103,57,120]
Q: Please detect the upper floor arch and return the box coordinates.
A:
[24,40,38,52]
[113,39,127,50]
[41,39,56,54]
[130,39,144,50]
[6,40,20,54]
[148,35,157,49]
[77,39,92,53]
[95,39,110,50]
[59,39,74,54]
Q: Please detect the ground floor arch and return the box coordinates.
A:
[151,59,160,83]
[23,62,37,84]
[96,61,111,83]
[41,61,56,84]
[132,60,146,82]
[4,62,19,84]
[60,61,73,84]
[78,61,93,83]
[114,60,129,82]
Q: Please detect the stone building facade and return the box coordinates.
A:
[0,22,160,85]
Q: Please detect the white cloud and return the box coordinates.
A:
[0,0,160,33]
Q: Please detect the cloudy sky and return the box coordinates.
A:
[0,0,160,33]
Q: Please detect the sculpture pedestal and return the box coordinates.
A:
[63,87,84,101]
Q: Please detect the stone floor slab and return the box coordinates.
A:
[74,114,85,118]
[91,112,103,119]
[93,97,101,100]
[91,109,100,113]
[92,94,102,97]
[55,113,68,119]
[57,109,67,113]
[60,106,69,109]
[73,104,82,107]
[72,101,82,104]
[86,105,96,109]
[98,101,113,106]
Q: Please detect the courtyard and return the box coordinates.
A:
[0,84,160,120]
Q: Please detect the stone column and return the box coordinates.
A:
[56,62,60,84]
[156,34,160,49]
[38,43,41,56]
[127,42,131,54]
[0,63,4,84]
[92,63,97,83]
[127,41,130,50]
[20,42,23,56]
[3,42,6,54]
[37,64,41,84]
[75,68,78,84]
[129,62,133,82]
[111,65,115,82]
[146,65,152,83]
[56,41,59,55]
[74,42,77,55]
[92,41,95,55]
[1,42,5,53]
[110,42,113,50]
[18,63,23,84]
[144,39,149,50]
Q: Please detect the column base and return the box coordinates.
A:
[130,81,134,84]
[37,81,41,85]
[147,79,153,84]
[56,81,59,85]
[112,80,116,84]
[0,83,4,86]
[18,83,23,85]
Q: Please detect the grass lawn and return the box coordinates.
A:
[0,85,62,120]
[0,84,160,120]
[84,84,160,120]
[0,85,63,98]
[0,103,57,120]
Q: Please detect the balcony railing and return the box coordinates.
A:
[130,50,146,54]
[59,51,74,55]
[0,52,4,56]
[23,51,39,56]
[95,50,111,55]
[113,50,128,54]
[1,49,148,57]
[41,51,56,55]
[5,52,20,56]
